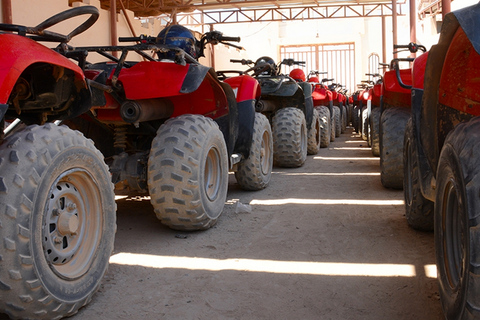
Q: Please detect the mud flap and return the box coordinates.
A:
[180,64,211,94]
[233,100,255,159]
[0,104,8,121]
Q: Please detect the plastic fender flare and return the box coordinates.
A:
[223,75,260,102]
[0,34,87,104]
[453,2,480,55]
[233,100,256,159]
[297,82,314,129]
[419,10,460,175]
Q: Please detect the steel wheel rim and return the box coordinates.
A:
[261,129,271,175]
[43,169,103,280]
[205,146,222,201]
[443,179,465,290]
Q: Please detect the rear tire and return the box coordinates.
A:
[235,113,273,190]
[307,108,321,154]
[333,105,341,137]
[316,106,331,148]
[341,105,347,133]
[272,107,307,167]
[380,107,410,189]
[403,118,434,231]
[148,114,228,230]
[370,106,381,156]
[0,124,116,320]
[435,117,480,320]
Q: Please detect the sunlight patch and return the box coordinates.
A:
[110,253,418,277]
[249,198,404,205]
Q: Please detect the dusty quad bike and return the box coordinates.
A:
[64,25,273,229]
[379,42,426,189]
[0,6,116,320]
[403,3,480,318]
[230,58,313,167]
[308,71,335,147]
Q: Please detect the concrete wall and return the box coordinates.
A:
[2,0,165,62]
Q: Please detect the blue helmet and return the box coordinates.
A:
[156,25,198,59]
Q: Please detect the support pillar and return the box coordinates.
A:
[392,0,398,58]
[110,0,118,58]
[2,0,12,24]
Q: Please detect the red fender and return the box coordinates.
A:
[383,68,412,107]
[118,61,189,100]
[372,83,383,106]
[438,27,480,115]
[0,34,86,104]
[223,75,261,103]
[412,52,428,90]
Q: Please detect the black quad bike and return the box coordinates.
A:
[0,6,273,320]
[230,57,317,167]
[403,3,480,319]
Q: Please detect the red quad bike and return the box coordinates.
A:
[360,73,383,156]
[230,58,315,167]
[379,43,426,189]
[0,6,274,320]
[329,82,348,137]
[404,3,480,318]
[66,25,274,225]
[0,6,116,320]
[308,71,335,147]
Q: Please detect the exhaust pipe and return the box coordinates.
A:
[120,98,174,123]
[255,99,277,112]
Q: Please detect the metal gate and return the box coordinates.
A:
[280,43,355,93]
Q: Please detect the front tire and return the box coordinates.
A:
[235,113,273,190]
[403,118,434,231]
[370,106,381,156]
[0,124,116,320]
[380,107,410,189]
[272,107,307,167]
[333,105,341,137]
[148,114,228,230]
[435,117,480,320]
[316,106,331,148]
[307,108,321,155]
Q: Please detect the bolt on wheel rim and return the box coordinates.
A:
[261,130,271,175]
[43,169,103,279]
[205,146,222,201]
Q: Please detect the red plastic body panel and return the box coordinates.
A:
[372,83,383,106]
[382,68,412,107]
[223,75,260,102]
[312,85,333,106]
[438,28,480,116]
[118,61,189,100]
[0,33,86,104]
[89,61,229,121]
[412,52,428,90]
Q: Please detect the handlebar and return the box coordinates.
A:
[281,58,305,66]
[230,59,253,65]
[393,42,427,54]
[118,34,156,44]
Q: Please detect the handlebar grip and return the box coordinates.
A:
[393,44,410,49]
[230,59,243,63]
[119,37,139,42]
[221,36,240,42]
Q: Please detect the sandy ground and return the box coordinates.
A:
[2,127,444,320]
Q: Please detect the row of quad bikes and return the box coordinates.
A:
[0,6,351,319]
[1,3,479,319]
[356,3,480,319]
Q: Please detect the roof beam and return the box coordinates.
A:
[167,3,402,25]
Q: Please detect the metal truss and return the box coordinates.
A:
[163,3,404,26]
